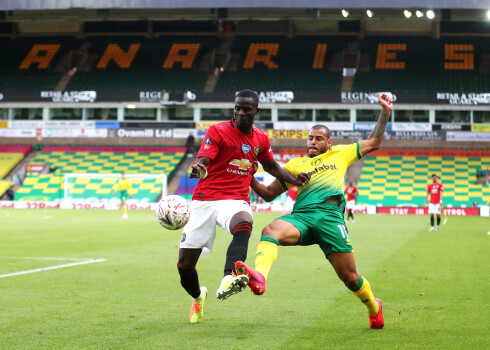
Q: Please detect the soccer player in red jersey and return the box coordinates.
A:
[423,173,444,231]
[178,89,309,323]
[344,181,358,223]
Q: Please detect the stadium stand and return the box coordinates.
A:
[215,36,348,92]
[0,145,32,197]
[0,34,488,93]
[174,172,199,200]
[0,37,78,92]
[65,36,220,92]
[356,149,490,207]
[14,146,186,202]
[353,36,490,93]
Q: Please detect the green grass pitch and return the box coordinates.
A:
[1,209,489,349]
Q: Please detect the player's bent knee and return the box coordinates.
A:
[262,225,282,240]
[343,272,360,288]
[262,223,300,246]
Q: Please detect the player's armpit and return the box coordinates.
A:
[250,177,284,202]
[261,159,304,186]
[359,139,377,157]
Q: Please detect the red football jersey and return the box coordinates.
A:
[344,185,358,201]
[288,186,298,201]
[193,119,274,202]
[427,183,443,204]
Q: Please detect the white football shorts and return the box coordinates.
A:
[284,196,295,212]
[180,199,253,254]
[428,203,442,215]
[346,199,356,210]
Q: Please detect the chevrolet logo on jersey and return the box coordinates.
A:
[229,159,253,170]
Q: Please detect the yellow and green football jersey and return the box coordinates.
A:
[277,142,362,212]
[114,179,133,194]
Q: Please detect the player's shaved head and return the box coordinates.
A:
[236,89,259,107]
[310,124,331,139]
[307,124,332,157]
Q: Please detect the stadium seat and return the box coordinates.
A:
[0,37,79,92]
[215,36,348,92]
[1,35,489,93]
[357,152,490,207]
[15,147,186,202]
[353,36,490,93]
[0,153,24,179]
[66,36,219,92]
[0,180,13,197]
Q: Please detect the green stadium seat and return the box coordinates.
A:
[357,154,490,207]
[66,36,219,92]
[216,36,347,92]
[0,37,79,92]
[15,149,185,202]
[353,36,490,93]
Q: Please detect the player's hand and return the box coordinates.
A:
[292,172,311,186]
[251,162,258,175]
[190,163,208,179]
[378,93,393,112]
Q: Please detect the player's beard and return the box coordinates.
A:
[308,145,327,157]
[236,117,253,134]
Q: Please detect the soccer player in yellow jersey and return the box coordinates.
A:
[112,173,132,219]
[236,93,394,329]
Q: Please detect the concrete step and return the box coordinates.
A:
[167,154,196,195]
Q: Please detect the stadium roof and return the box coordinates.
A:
[1,0,490,10]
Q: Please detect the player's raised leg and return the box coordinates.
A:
[327,251,384,329]
[236,219,300,295]
[216,274,249,301]
[217,210,253,300]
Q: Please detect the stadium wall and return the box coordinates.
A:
[2,137,490,150]
[2,135,490,150]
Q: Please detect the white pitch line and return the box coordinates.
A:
[0,259,106,279]
[0,257,91,261]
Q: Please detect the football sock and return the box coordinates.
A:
[122,204,127,215]
[224,221,252,276]
[348,276,380,317]
[430,216,434,227]
[437,217,441,226]
[177,263,201,299]
[255,235,279,280]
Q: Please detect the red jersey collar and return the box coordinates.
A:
[231,118,254,136]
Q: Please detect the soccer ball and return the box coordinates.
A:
[156,195,190,230]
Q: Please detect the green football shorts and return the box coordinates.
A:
[119,190,129,202]
[278,202,353,257]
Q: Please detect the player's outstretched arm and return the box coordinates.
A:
[359,93,393,157]
[250,176,285,202]
[261,159,310,186]
[190,157,211,179]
